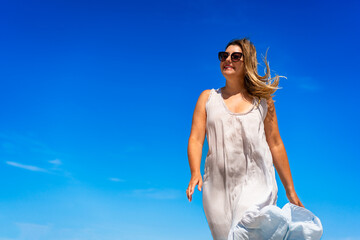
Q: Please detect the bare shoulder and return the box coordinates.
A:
[194,89,212,106]
[189,90,212,142]
[199,89,212,103]
[193,89,212,114]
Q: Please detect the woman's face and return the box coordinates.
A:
[220,44,245,79]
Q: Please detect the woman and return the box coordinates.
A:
[186,38,323,240]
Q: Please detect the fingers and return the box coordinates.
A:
[294,197,304,208]
[186,186,193,202]
[186,179,203,202]
[292,198,305,208]
[189,184,195,202]
[186,184,193,202]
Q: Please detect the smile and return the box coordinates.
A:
[224,66,234,69]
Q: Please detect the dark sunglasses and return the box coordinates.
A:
[218,52,243,62]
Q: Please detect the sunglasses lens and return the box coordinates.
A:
[219,52,243,62]
[232,53,242,61]
[218,52,228,61]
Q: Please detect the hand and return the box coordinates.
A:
[286,190,305,208]
[186,172,203,202]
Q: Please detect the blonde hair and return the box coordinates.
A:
[225,37,284,101]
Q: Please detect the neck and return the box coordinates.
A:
[223,77,247,96]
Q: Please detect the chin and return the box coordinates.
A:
[222,71,237,76]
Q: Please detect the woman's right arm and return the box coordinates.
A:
[186,89,211,202]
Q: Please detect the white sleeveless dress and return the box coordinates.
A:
[202,88,323,240]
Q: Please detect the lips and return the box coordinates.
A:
[224,65,234,70]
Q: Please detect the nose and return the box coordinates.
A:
[225,53,232,63]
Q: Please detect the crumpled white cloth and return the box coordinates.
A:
[228,202,323,240]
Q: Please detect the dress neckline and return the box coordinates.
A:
[217,88,258,115]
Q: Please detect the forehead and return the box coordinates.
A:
[225,44,242,53]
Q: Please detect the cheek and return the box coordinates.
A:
[236,63,244,71]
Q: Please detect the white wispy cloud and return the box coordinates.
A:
[5,161,48,173]
[49,159,62,165]
[109,177,125,182]
[4,159,74,179]
[16,222,51,240]
[0,133,72,177]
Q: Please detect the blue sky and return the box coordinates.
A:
[0,0,359,239]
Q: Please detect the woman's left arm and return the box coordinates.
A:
[263,97,304,208]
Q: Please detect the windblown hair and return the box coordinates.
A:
[225,37,284,100]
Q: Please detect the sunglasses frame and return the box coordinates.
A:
[218,52,243,62]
